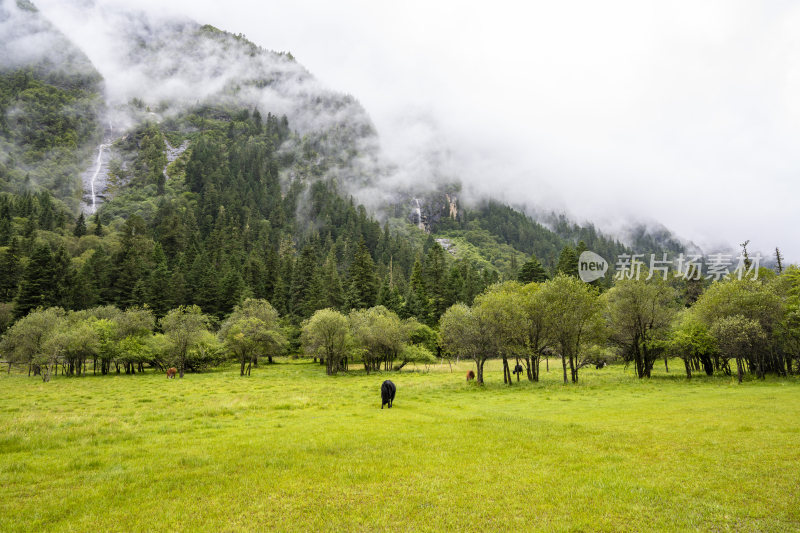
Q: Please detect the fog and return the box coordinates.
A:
[33,0,800,262]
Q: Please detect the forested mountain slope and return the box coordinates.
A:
[0,0,103,204]
[0,0,699,333]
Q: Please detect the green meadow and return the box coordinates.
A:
[1,360,799,532]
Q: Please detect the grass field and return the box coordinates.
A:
[1,359,799,532]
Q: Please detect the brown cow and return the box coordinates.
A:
[166,367,177,379]
[466,370,475,382]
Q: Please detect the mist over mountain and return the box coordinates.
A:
[0,0,104,206]
[1,0,787,267]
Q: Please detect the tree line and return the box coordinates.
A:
[6,263,797,385]
[439,266,800,384]
[0,298,437,381]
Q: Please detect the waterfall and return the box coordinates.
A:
[414,198,424,231]
[88,143,109,214]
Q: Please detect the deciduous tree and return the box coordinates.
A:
[302,308,351,375]
[604,276,677,378]
[160,305,212,378]
[539,275,604,383]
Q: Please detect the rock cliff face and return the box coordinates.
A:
[404,191,461,233]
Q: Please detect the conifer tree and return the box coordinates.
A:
[461,263,483,305]
[292,244,319,318]
[84,246,113,305]
[93,212,103,236]
[775,247,784,274]
[14,242,57,317]
[113,216,153,307]
[518,254,549,283]
[576,240,588,258]
[190,252,221,316]
[0,203,12,246]
[444,264,465,307]
[73,212,87,237]
[345,239,377,310]
[319,250,344,310]
[273,238,296,316]
[146,260,172,317]
[51,245,74,308]
[377,263,404,315]
[557,245,579,278]
[0,238,21,301]
[167,268,189,309]
[219,263,245,316]
[37,192,55,231]
[424,242,447,320]
[405,258,431,323]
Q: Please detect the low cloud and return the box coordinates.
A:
[30,0,800,262]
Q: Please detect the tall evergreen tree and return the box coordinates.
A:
[219,262,246,316]
[556,245,579,278]
[292,244,319,318]
[0,204,13,246]
[113,216,153,307]
[345,239,377,310]
[73,212,87,237]
[273,238,296,315]
[84,246,114,305]
[0,238,21,301]
[167,268,189,309]
[461,262,483,305]
[51,245,74,308]
[518,254,549,283]
[424,242,448,320]
[37,192,55,231]
[377,275,403,315]
[576,240,588,258]
[405,258,430,323]
[319,250,344,310]
[775,247,784,274]
[146,259,172,317]
[93,212,103,236]
[14,242,57,317]
[189,252,220,316]
[444,263,465,307]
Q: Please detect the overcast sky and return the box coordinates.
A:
[37,0,800,262]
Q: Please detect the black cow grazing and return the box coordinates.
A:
[381,380,396,409]
[513,364,524,375]
[595,361,607,369]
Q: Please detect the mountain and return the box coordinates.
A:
[0,0,709,329]
[0,0,103,205]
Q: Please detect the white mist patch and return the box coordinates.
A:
[30,0,800,261]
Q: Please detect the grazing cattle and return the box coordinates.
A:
[466,370,475,382]
[595,362,607,369]
[381,380,396,409]
[513,364,524,375]
[166,367,177,379]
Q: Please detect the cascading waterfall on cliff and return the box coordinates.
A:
[87,143,109,214]
[414,198,424,231]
